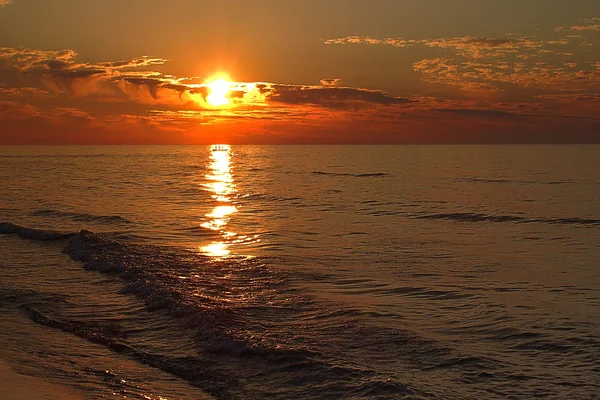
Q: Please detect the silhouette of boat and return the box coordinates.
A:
[211,145,229,152]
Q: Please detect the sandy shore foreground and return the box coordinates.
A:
[0,358,82,400]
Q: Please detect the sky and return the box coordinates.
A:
[0,0,599,144]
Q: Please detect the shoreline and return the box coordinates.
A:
[0,358,83,400]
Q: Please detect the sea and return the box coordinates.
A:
[0,145,599,399]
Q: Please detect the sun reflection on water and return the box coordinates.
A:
[201,145,238,257]
[201,241,230,257]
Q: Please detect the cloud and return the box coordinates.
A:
[1,47,165,80]
[566,17,600,32]
[536,93,600,102]
[0,47,167,73]
[0,100,42,119]
[323,36,412,47]
[2,42,599,144]
[570,24,600,32]
[0,47,212,108]
[554,17,600,32]
[413,56,600,93]
[320,78,342,86]
[0,100,99,124]
[0,0,12,6]
[434,108,520,118]
[418,37,543,60]
[54,107,96,121]
[0,84,50,96]
[412,58,504,93]
[264,84,412,108]
[1,45,425,142]
[323,35,542,59]
[2,46,411,113]
[324,33,590,94]
[323,20,600,94]
[98,57,168,70]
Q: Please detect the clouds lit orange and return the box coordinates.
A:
[0,1,598,144]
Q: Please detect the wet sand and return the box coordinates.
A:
[0,358,82,400]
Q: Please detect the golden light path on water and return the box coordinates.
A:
[200,145,239,257]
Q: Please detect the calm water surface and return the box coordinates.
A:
[1,145,599,399]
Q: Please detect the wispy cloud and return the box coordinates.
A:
[412,57,599,93]
[324,35,542,58]
[555,17,600,32]
[324,36,413,47]
[0,0,13,7]
[320,78,342,87]
[0,100,42,119]
[324,22,599,94]
[570,24,600,31]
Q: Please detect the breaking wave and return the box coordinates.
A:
[31,209,133,225]
[312,171,389,178]
[0,222,74,241]
[416,212,600,226]
[0,222,517,399]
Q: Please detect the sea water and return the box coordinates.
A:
[1,145,599,399]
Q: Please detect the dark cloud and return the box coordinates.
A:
[0,47,191,104]
[51,69,105,79]
[230,90,245,99]
[537,93,600,102]
[44,60,72,70]
[188,86,209,96]
[122,77,162,98]
[254,83,272,94]
[434,108,519,118]
[267,84,411,108]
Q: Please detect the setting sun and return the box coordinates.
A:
[206,78,231,107]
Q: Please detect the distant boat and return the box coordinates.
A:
[211,144,229,152]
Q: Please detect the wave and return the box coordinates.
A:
[19,304,241,399]
[31,209,132,225]
[416,213,600,226]
[1,223,499,399]
[176,225,216,236]
[238,193,303,204]
[21,304,127,343]
[545,217,600,225]
[418,213,525,223]
[461,177,512,184]
[312,171,389,178]
[0,222,74,241]
[459,177,577,185]
[20,297,423,399]
[0,226,324,398]
[5,222,595,398]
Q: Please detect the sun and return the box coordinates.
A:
[206,78,231,107]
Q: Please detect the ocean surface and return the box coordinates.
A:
[0,145,599,399]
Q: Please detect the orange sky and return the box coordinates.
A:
[1,0,599,144]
